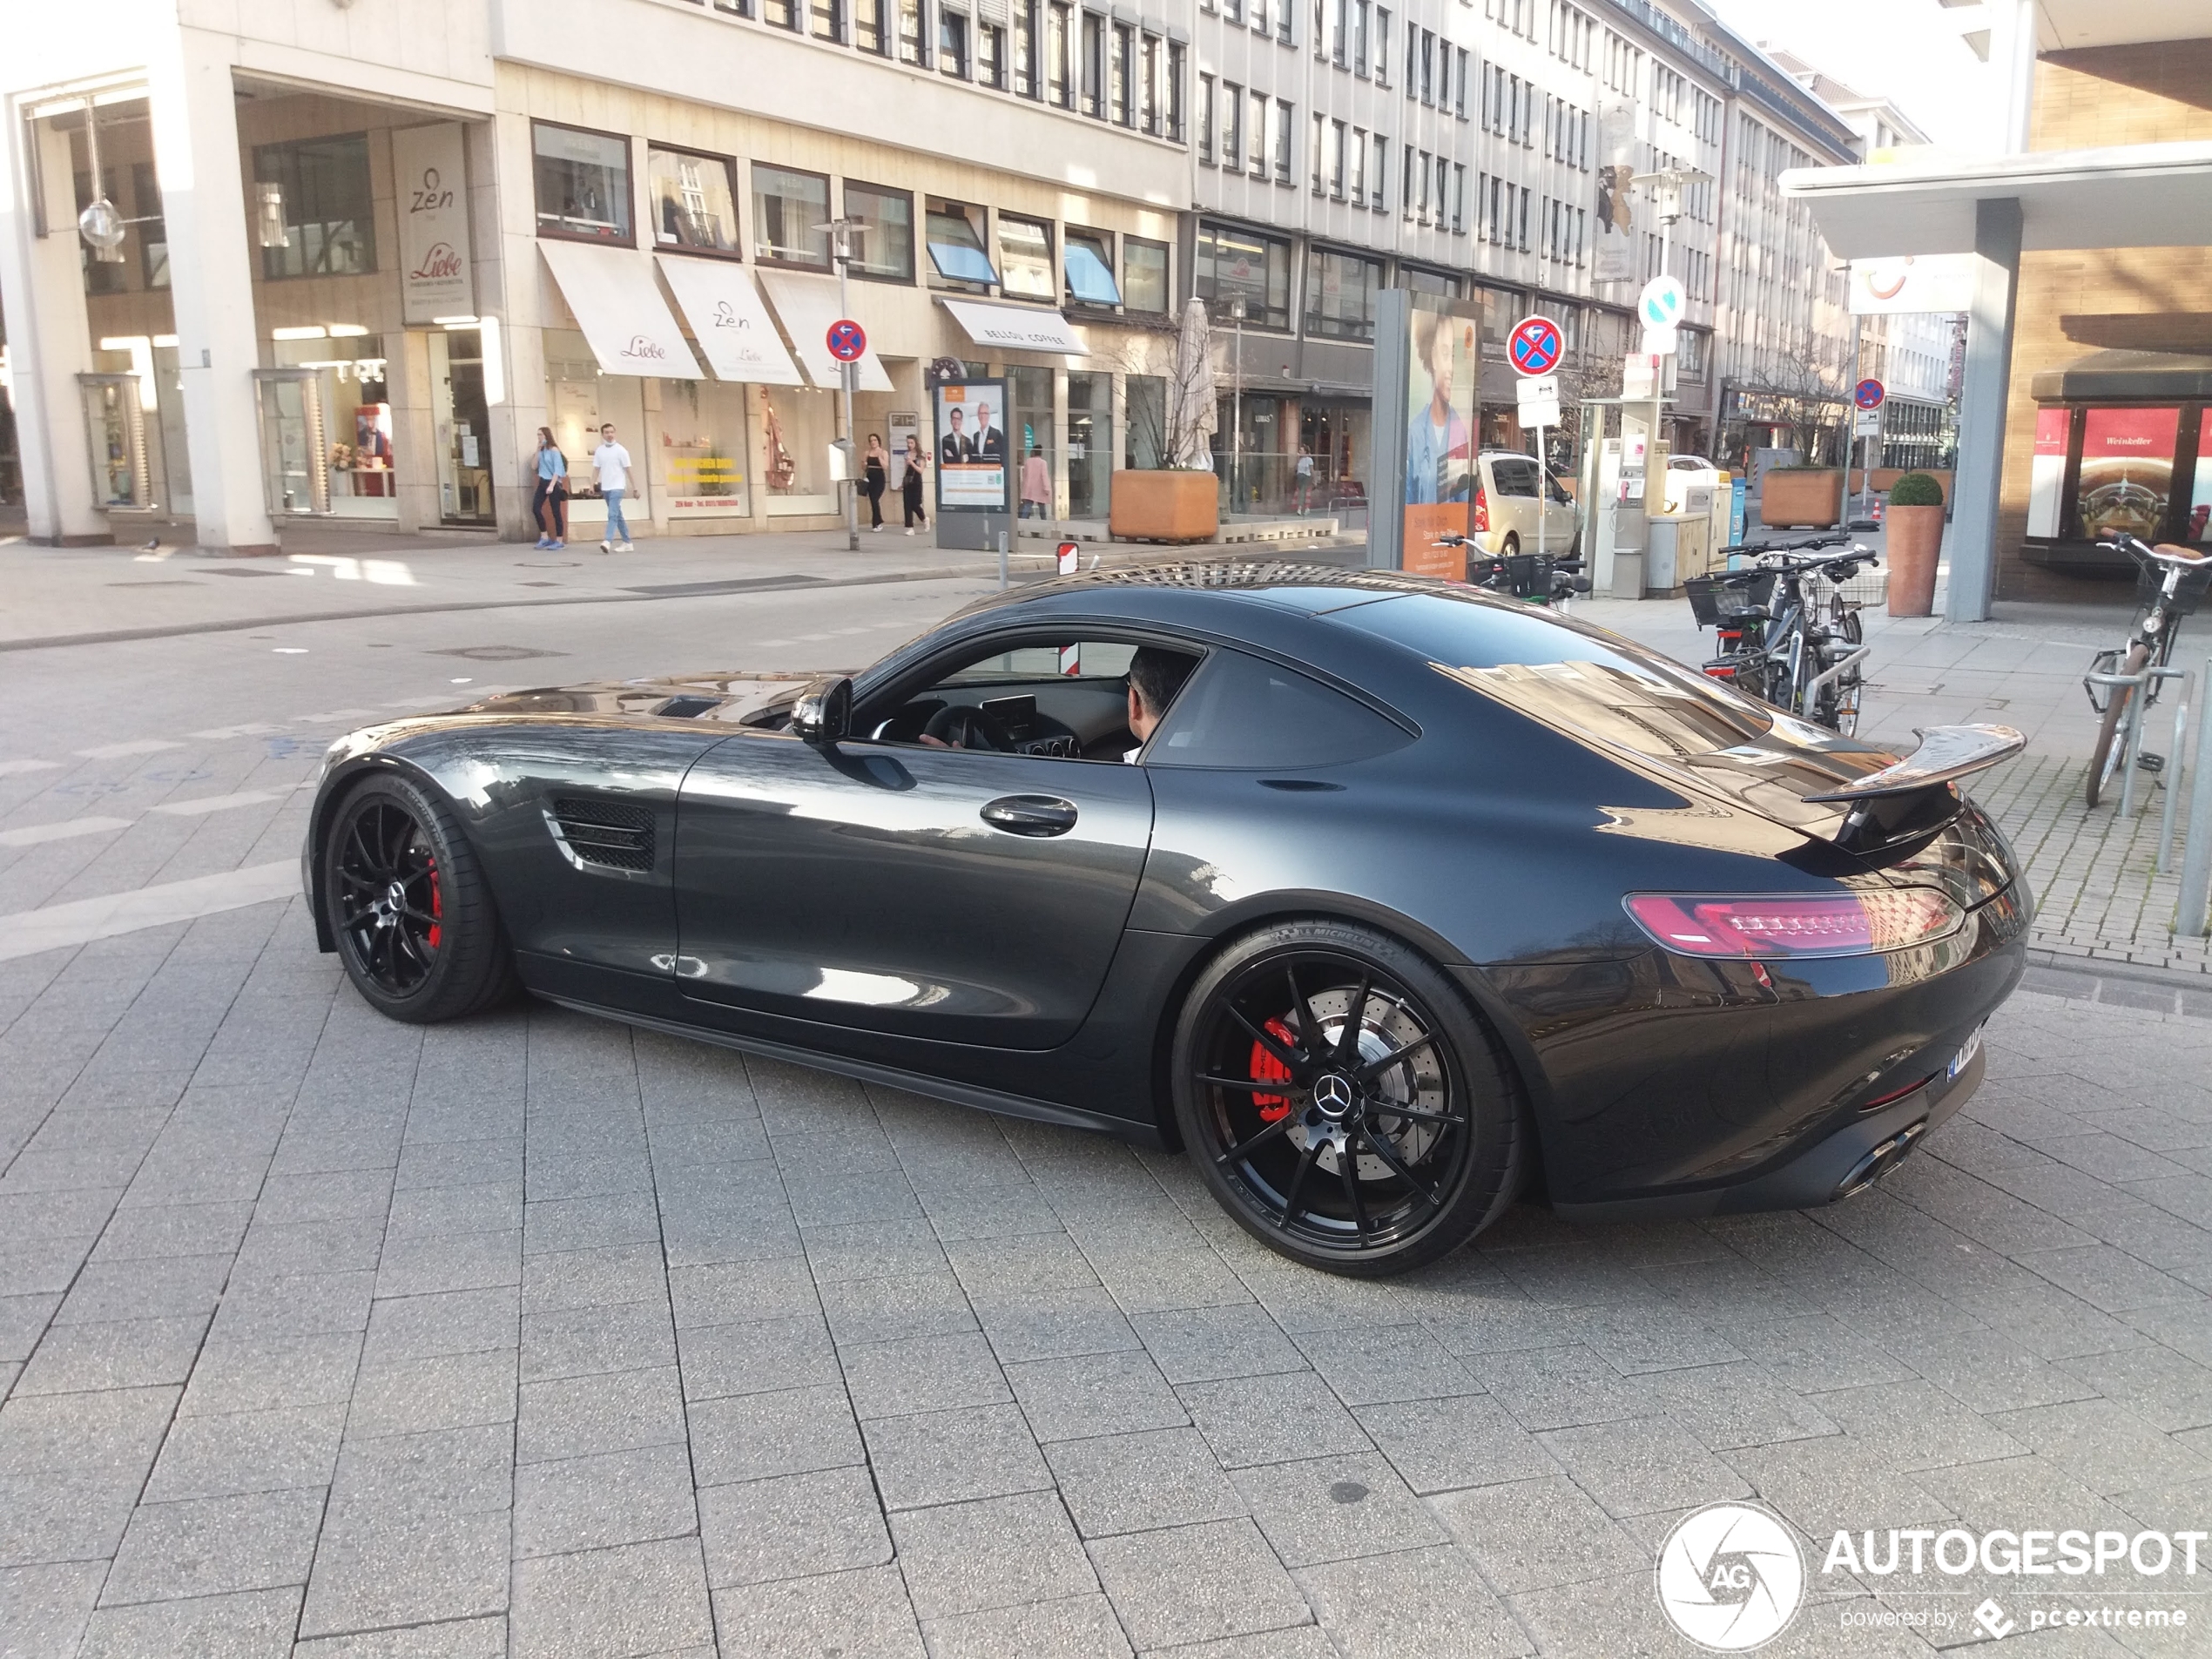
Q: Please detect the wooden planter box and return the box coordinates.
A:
[1760,469,1844,529]
[1109,469,1219,544]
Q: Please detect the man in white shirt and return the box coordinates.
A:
[593,423,636,553]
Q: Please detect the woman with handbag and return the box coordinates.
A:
[531,428,569,550]
[900,435,928,536]
[862,434,889,532]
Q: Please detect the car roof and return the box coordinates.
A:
[942,561,1474,627]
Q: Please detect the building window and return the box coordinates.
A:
[998,213,1055,300]
[762,0,795,26]
[1371,136,1386,209]
[1222,81,1243,170]
[1453,162,1466,233]
[1109,237,1163,316]
[1455,48,1468,117]
[1330,0,1345,64]
[1402,265,1457,297]
[1168,41,1186,139]
[845,181,914,281]
[1435,154,1449,224]
[1198,74,1216,163]
[1065,226,1122,304]
[1140,34,1160,132]
[1274,100,1293,184]
[980,21,1006,84]
[1373,6,1389,85]
[1328,119,1346,199]
[1111,23,1134,122]
[529,123,628,247]
[752,163,830,266]
[1014,0,1039,93]
[1193,219,1291,328]
[1353,0,1369,72]
[1305,246,1381,341]
[1048,2,1073,105]
[1349,129,1366,201]
[1310,111,1324,192]
[646,146,739,256]
[1081,11,1105,117]
[925,197,998,287]
[257,133,380,274]
[941,7,970,75]
[813,0,845,40]
[857,0,887,51]
[900,0,927,62]
[1249,91,1268,176]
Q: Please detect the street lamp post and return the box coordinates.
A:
[1629,166,1713,449]
[814,217,867,550]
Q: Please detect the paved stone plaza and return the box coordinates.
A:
[3,531,2210,1656]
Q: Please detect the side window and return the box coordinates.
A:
[1146,650,1412,770]
[1492,457,1539,497]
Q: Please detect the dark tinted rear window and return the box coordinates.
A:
[1147,650,1412,770]
[1333,591,1776,759]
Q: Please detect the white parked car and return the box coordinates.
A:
[1471,451,1580,557]
[1662,453,1723,512]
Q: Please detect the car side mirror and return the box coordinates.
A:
[789,676,853,745]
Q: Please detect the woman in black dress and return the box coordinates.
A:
[862,434,888,531]
[900,436,927,535]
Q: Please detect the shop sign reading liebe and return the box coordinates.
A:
[394,124,475,325]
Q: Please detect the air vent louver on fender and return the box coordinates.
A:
[550,798,654,872]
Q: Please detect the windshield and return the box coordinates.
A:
[1331,591,1777,761]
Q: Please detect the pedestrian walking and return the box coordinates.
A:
[1020,447,1051,520]
[1294,444,1315,515]
[531,427,568,550]
[900,435,928,535]
[863,434,889,531]
[592,422,635,552]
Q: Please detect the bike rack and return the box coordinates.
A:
[2085,663,2190,824]
[1799,644,1871,723]
[2181,656,2212,935]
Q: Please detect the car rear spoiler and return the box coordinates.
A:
[1803,725,2025,803]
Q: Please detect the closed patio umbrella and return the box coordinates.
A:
[1170,296,1217,470]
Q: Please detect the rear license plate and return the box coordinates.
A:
[1947,1024,1984,1081]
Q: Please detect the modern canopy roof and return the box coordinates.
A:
[1779,140,2212,260]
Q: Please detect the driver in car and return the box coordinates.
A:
[914,645,1196,758]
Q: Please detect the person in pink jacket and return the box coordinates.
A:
[1020,447,1052,520]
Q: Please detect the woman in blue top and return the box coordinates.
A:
[532,428,568,549]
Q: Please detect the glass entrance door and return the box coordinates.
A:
[1067,371,1112,519]
[78,374,152,511]
[430,328,496,526]
[253,369,329,515]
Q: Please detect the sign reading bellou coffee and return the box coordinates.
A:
[394,124,475,325]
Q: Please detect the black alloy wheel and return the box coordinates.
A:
[324,774,516,1022]
[1172,921,1527,1276]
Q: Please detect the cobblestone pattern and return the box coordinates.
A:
[4,900,2212,1656]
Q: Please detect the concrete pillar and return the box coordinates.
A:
[0,111,111,545]
[1051,367,1069,519]
[1946,196,2021,625]
[146,33,276,553]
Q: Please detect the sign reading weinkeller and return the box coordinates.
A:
[394,124,475,326]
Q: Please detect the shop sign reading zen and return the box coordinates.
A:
[394,124,474,325]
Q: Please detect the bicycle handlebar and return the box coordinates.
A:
[2101,532,2212,568]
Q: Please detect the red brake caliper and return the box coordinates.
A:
[426,856,442,951]
[1248,1017,1298,1123]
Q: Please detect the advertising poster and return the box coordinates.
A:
[393,124,474,325]
[934,380,1010,512]
[2076,407,2177,543]
[1848,255,1976,316]
[1401,306,1479,577]
[2195,410,2212,543]
[1593,98,1637,284]
[2026,407,2069,538]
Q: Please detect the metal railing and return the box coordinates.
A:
[2086,660,2191,850]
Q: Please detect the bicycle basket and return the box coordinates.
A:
[2135,554,2212,617]
[1685,571,1776,629]
[1505,553,1553,600]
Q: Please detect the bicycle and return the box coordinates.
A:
[1684,536,1878,735]
[1432,534,1592,610]
[2081,532,2212,808]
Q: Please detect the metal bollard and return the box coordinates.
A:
[2161,670,2195,873]
[997,529,1008,591]
[2180,656,2212,935]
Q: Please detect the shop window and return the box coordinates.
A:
[759,385,840,512]
[1305,247,1381,342]
[1064,228,1121,306]
[2027,405,2205,544]
[752,163,830,267]
[1123,237,1169,314]
[661,378,752,518]
[257,133,380,274]
[1401,266,1458,299]
[1193,220,1290,330]
[647,146,739,257]
[273,333,395,520]
[926,199,997,289]
[846,182,914,282]
[998,214,1055,300]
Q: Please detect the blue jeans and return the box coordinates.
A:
[603,489,631,543]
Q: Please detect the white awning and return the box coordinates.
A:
[654,258,804,386]
[941,299,1089,356]
[538,240,703,379]
[1780,140,2212,260]
[753,270,892,392]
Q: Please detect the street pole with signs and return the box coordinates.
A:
[815,217,867,550]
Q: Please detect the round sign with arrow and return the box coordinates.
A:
[826,319,867,363]
[1637,275,1687,334]
[1507,315,1563,377]
[1853,378,1886,410]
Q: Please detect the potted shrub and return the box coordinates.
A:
[1885,470,1946,617]
[1759,464,1845,529]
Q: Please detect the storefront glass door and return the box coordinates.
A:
[1008,367,1055,517]
[430,328,496,527]
[1068,371,1113,519]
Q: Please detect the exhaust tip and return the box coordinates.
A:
[1834,1119,1929,1201]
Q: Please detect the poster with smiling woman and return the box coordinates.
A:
[1401,307,1478,577]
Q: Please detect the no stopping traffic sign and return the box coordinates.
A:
[1508,315,1563,377]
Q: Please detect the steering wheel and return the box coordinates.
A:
[921,703,1014,752]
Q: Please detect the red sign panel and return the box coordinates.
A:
[2078,407,2178,543]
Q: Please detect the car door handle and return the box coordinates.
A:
[981,795,1078,837]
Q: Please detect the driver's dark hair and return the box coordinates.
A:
[1128,647,1195,719]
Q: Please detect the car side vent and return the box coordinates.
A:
[550,798,654,872]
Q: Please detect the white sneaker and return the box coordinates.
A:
[905,527,914,536]
[618,542,635,553]
[598,539,611,553]
[872,524,882,533]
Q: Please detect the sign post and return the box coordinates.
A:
[1851,378,1885,529]
[1509,317,1565,577]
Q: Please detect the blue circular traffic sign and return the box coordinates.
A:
[826,319,867,362]
[1853,378,1885,410]
[1508,315,1563,377]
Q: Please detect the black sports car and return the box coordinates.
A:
[304,563,2030,1275]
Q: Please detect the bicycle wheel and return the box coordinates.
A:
[2086,641,2149,808]
[1824,610,1865,736]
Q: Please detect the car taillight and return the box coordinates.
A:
[1702,664,1737,680]
[1474,486,1489,533]
[1623,889,1963,960]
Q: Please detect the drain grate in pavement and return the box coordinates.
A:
[428,645,570,662]
[108,580,205,587]
[517,581,563,588]
[624,576,826,597]
[202,567,297,577]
